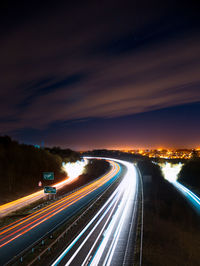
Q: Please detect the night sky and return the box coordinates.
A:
[0,1,200,150]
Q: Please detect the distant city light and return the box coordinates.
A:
[120,148,197,159]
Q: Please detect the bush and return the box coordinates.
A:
[178,158,200,189]
[0,136,66,203]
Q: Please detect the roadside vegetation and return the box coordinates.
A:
[0,136,79,204]
[0,144,110,227]
[137,158,200,266]
[46,146,80,162]
[178,157,200,193]
[153,157,187,164]
[83,149,144,162]
[0,137,111,205]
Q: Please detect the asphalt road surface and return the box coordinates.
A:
[0,160,121,265]
[52,158,139,266]
[0,160,87,218]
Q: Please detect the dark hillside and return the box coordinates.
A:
[0,136,65,203]
[137,158,200,266]
[178,158,200,191]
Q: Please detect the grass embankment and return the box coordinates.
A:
[137,159,200,266]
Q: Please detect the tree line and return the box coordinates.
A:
[0,136,79,203]
[45,146,80,162]
[178,157,200,190]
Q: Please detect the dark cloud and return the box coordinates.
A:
[13,102,200,150]
[17,73,85,110]
[0,1,200,147]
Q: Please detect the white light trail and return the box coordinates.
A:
[0,159,88,217]
[90,159,137,266]
[173,181,200,206]
[51,181,121,266]
[51,157,138,266]
[159,162,200,211]
[81,195,120,266]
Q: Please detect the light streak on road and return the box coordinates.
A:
[52,158,138,266]
[160,162,200,212]
[172,181,200,209]
[90,160,136,266]
[0,160,120,250]
[54,188,120,266]
[0,159,88,217]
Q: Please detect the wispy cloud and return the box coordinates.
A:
[0,1,200,134]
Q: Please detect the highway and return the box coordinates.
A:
[0,160,87,218]
[52,158,139,266]
[0,159,121,265]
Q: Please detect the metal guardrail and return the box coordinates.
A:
[136,165,144,266]
[29,173,123,266]
[122,166,139,266]
[27,194,103,266]
[5,165,114,265]
[6,165,123,266]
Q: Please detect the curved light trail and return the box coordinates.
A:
[0,160,120,250]
[172,181,200,210]
[52,158,138,266]
[161,162,200,212]
[0,160,87,218]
